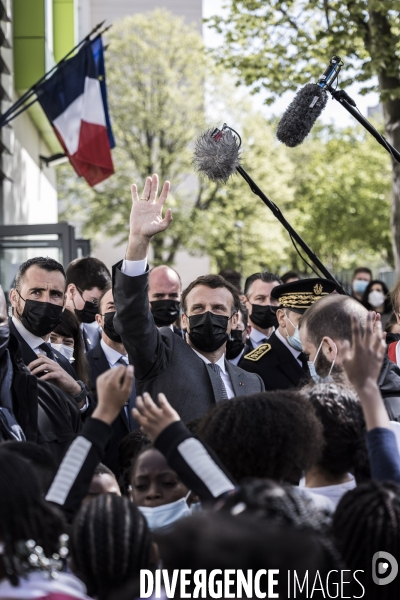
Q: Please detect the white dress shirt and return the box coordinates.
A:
[12,316,88,412]
[101,338,129,368]
[121,258,235,398]
[275,328,303,367]
[249,326,272,348]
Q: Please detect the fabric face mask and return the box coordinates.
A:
[226,329,245,359]
[0,325,10,360]
[103,311,122,344]
[51,343,75,363]
[285,316,303,351]
[74,290,98,324]
[368,290,385,308]
[16,292,63,337]
[353,280,369,295]
[250,304,278,329]
[150,299,181,327]
[308,340,337,383]
[138,494,192,531]
[186,311,230,353]
[386,332,400,345]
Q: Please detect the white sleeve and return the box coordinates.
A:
[121,258,148,277]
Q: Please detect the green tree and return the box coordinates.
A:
[59,9,207,264]
[289,124,392,271]
[208,0,400,273]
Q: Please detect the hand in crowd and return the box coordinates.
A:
[132,391,180,441]
[92,365,134,425]
[342,311,389,430]
[28,356,83,399]
[126,174,172,260]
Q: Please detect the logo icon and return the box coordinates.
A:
[372,551,398,586]
[313,283,323,296]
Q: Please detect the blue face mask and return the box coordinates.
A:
[353,280,369,295]
[307,339,337,384]
[285,316,303,352]
[138,493,192,532]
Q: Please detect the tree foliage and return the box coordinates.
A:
[207,0,400,274]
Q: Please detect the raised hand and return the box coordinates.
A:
[132,391,180,441]
[92,365,134,425]
[126,174,172,260]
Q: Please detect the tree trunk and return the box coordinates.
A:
[380,85,400,279]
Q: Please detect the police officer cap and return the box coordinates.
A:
[270,278,337,314]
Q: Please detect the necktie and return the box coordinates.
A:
[298,351,310,372]
[39,342,56,361]
[117,357,136,430]
[208,362,228,401]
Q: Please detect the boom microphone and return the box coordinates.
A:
[193,126,241,183]
[276,56,343,147]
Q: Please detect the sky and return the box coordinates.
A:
[202,0,381,127]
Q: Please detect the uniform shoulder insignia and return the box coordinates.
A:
[244,343,272,362]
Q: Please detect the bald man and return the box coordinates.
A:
[148,265,183,336]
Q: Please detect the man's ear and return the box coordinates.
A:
[95,313,103,327]
[321,336,337,360]
[276,308,286,329]
[181,312,188,331]
[66,283,76,298]
[231,312,239,327]
[245,324,251,337]
[9,288,17,308]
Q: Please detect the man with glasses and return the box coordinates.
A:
[65,256,111,352]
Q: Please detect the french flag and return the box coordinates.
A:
[37,37,115,187]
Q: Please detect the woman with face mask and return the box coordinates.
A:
[129,445,198,531]
[361,279,392,328]
[50,308,90,389]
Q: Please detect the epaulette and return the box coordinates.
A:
[244,343,272,362]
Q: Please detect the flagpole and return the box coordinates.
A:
[0,21,110,129]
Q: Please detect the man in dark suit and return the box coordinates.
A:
[242,271,282,349]
[86,287,137,477]
[9,257,90,411]
[239,278,337,390]
[65,257,111,352]
[112,174,264,423]
[149,265,184,337]
[226,302,252,365]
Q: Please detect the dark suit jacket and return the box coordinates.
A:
[112,263,264,422]
[239,331,309,391]
[81,322,102,353]
[8,333,82,465]
[86,340,137,477]
[9,318,77,379]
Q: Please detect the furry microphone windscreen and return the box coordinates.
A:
[192,128,241,183]
[276,83,328,147]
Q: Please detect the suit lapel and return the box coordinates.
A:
[225,360,246,396]
[271,334,305,386]
[93,343,111,378]
[9,319,41,366]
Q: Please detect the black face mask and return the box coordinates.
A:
[17,292,63,337]
[187,311,230,353]
[0,325,10,360]
[226,329,245,360]
[103,311,122,344]
[150,299,181,327]
[250,304,278,329]
[74,290,98,324]
[386,332,400,345]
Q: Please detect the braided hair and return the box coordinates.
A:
[332,480,400,599]
[0,449,65,585]
[304,383,370,482]
[70,494,153,599]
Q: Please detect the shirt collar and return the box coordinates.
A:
[100,338,127,366]
[12,315,45,350]
[250,327,273,344]
[191,346,227,374]
[275,328,301,358]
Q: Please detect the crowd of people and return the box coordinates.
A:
[1,173,400,599]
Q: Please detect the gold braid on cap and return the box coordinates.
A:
[278,291,329,309]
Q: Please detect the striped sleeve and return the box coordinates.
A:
[46,418,112,521]
[154,421,236,501]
